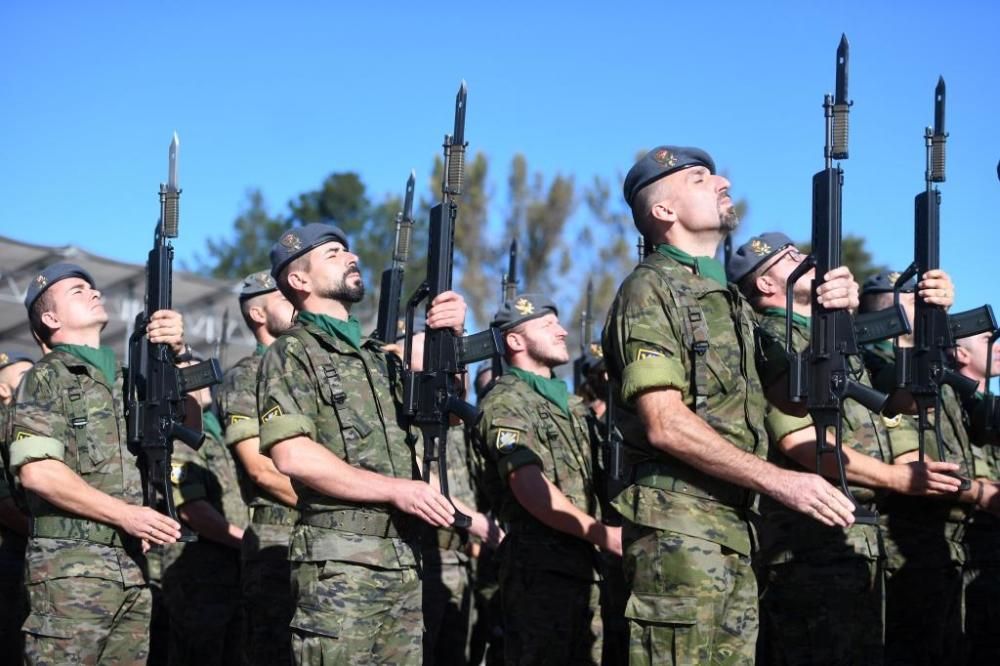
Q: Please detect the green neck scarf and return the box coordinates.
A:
[254,343,268,357]
[202,410,223,441]
[761,307,811,330]
[53,344,117,385]
[508,366,571,416]
[655,243,728,287]
[298,311,363,351]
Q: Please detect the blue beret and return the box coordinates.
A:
[24,262,96,311]
[270,223,350,279]
[727,232,795,284]
[862,270,916,295]
[0,350,33,372]
[623,145,716,208]
[490,293,559,331]
[239,270,278,300]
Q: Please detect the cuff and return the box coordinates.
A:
[621,356,687,403]
[224,417,259,447]
[260,414,317,454]
[9,436,65,474]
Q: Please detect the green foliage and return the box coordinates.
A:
[191,188,288,280]
[800,234,887,284]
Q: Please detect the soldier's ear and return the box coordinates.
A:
[0,383,12,402]
[40,309,61,332]
[953,343,971,368]
[248,304,267,327]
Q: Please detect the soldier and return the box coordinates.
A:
[859,271,1000,665]
[10,262,183,664]
[953,330,1000,662]
[160,357,249,665]
[478,293,616,665]
[603,146,859,664]
[218,270,298,666]
[728,233,962,665]
[258,223,485,664]
[0,350,32,664]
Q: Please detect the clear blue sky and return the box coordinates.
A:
[1,1,997,317]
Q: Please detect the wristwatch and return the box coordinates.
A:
[173,344,195,363]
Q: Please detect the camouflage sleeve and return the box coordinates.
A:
[971,443,993,480]
[219,361,259,447]
[168,440,210,507]
[258,336,319,453]
[886,414,920,460]
[8,362,68,474]
[479,397,544,482]
[611,275,687,404]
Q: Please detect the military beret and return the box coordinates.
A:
[270,223,350,279]
[623,145,716,208]
[862,270,916,295]
[0,350,32,372]
[491,294,559,331]
[24,262,96,311]
[726,232,796,284]
[238,270,278,300]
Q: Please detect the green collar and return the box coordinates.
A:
[761,307,811,330]
[298,311,363,351]
[254,342,268,357]
[53,344,117,385]
[202,410,223,441]
[508,366,571,416]
[655,243,727,287]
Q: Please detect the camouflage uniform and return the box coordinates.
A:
[865,342,972,664]
[0,400,28,665]
[422,426,477,666]
[160,408,248,665]
[962,394,1000,663]
[258,317,423,665]
[219,348,298,666]
[603,248,766,665]
[477,370,602,666]
[755,310,887,666]
[9,351,151,664]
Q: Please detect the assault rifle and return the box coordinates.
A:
[489,240,519,382]
[124,133,223,541]
[891,78,996,475]
[572,278,595,393]
[784,35,888,525]
[374,171,416,343]
[403,82,504,528]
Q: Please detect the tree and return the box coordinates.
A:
[191,188,288,279]
[800,234,886,285]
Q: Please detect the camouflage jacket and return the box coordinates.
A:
[161,416,248,586]
[8,350,145,586]
[477,372,598,580]
[602,250,768,556]
[257,320,418,569]
[755,310,887,565]
[218,349,299,559]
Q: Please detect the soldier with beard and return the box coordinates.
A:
[257,223,491,664]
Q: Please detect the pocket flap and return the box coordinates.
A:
[624,593,699,626]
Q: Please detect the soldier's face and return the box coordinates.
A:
[310,242,365,304]
[46,277,108,332]
[760,246,812,304]
[262,290,295,337]
[664,166,738,233]
[960,332,1000,379]
[518,314,570,367]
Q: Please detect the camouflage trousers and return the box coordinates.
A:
[884,562,964,666]
[622,524,757,666]
[422,549,473,665]
[289,560,422,665]
[757,557,884,666]
[499,558,602,665]
[0,562,26,666]
[962,563,1000,663]
[243,557,295,666]
[22,576,151,665]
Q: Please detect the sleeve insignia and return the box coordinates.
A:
[228,414,250,425]
[881,414,902,429]
[636,348,663,360]
[170,462,187,485]
[495,428,521,453]
[261,405,283,422]
[14,431,32,441]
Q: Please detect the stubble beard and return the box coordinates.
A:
[719,202,739,232]
[320,271,365,304]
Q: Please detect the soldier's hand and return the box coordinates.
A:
[390,479,456,527]
[917,269,954,309]
[816,266,860,311]
[425,291,467,336]
[467,511,505,549]
[119,505,182,545]
[977,481,1000,517]
[598,524,623,557]
[893,460,963,496]
[770,470,856,527]
[148,309,186,355]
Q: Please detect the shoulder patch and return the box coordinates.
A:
[228,414,250,425]
[881,414,902,429]
[495,428,521,454]
[636,348,663,360]
[170,462,186,485]
[14,431,32,441]
[261,405,283,422]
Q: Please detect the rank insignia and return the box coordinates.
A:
[495,428,521,453]
[750,238,772,257]
[652,148,677,167]
[280,233,302,251]
[514,298,535,315]
[261,405,283,422]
